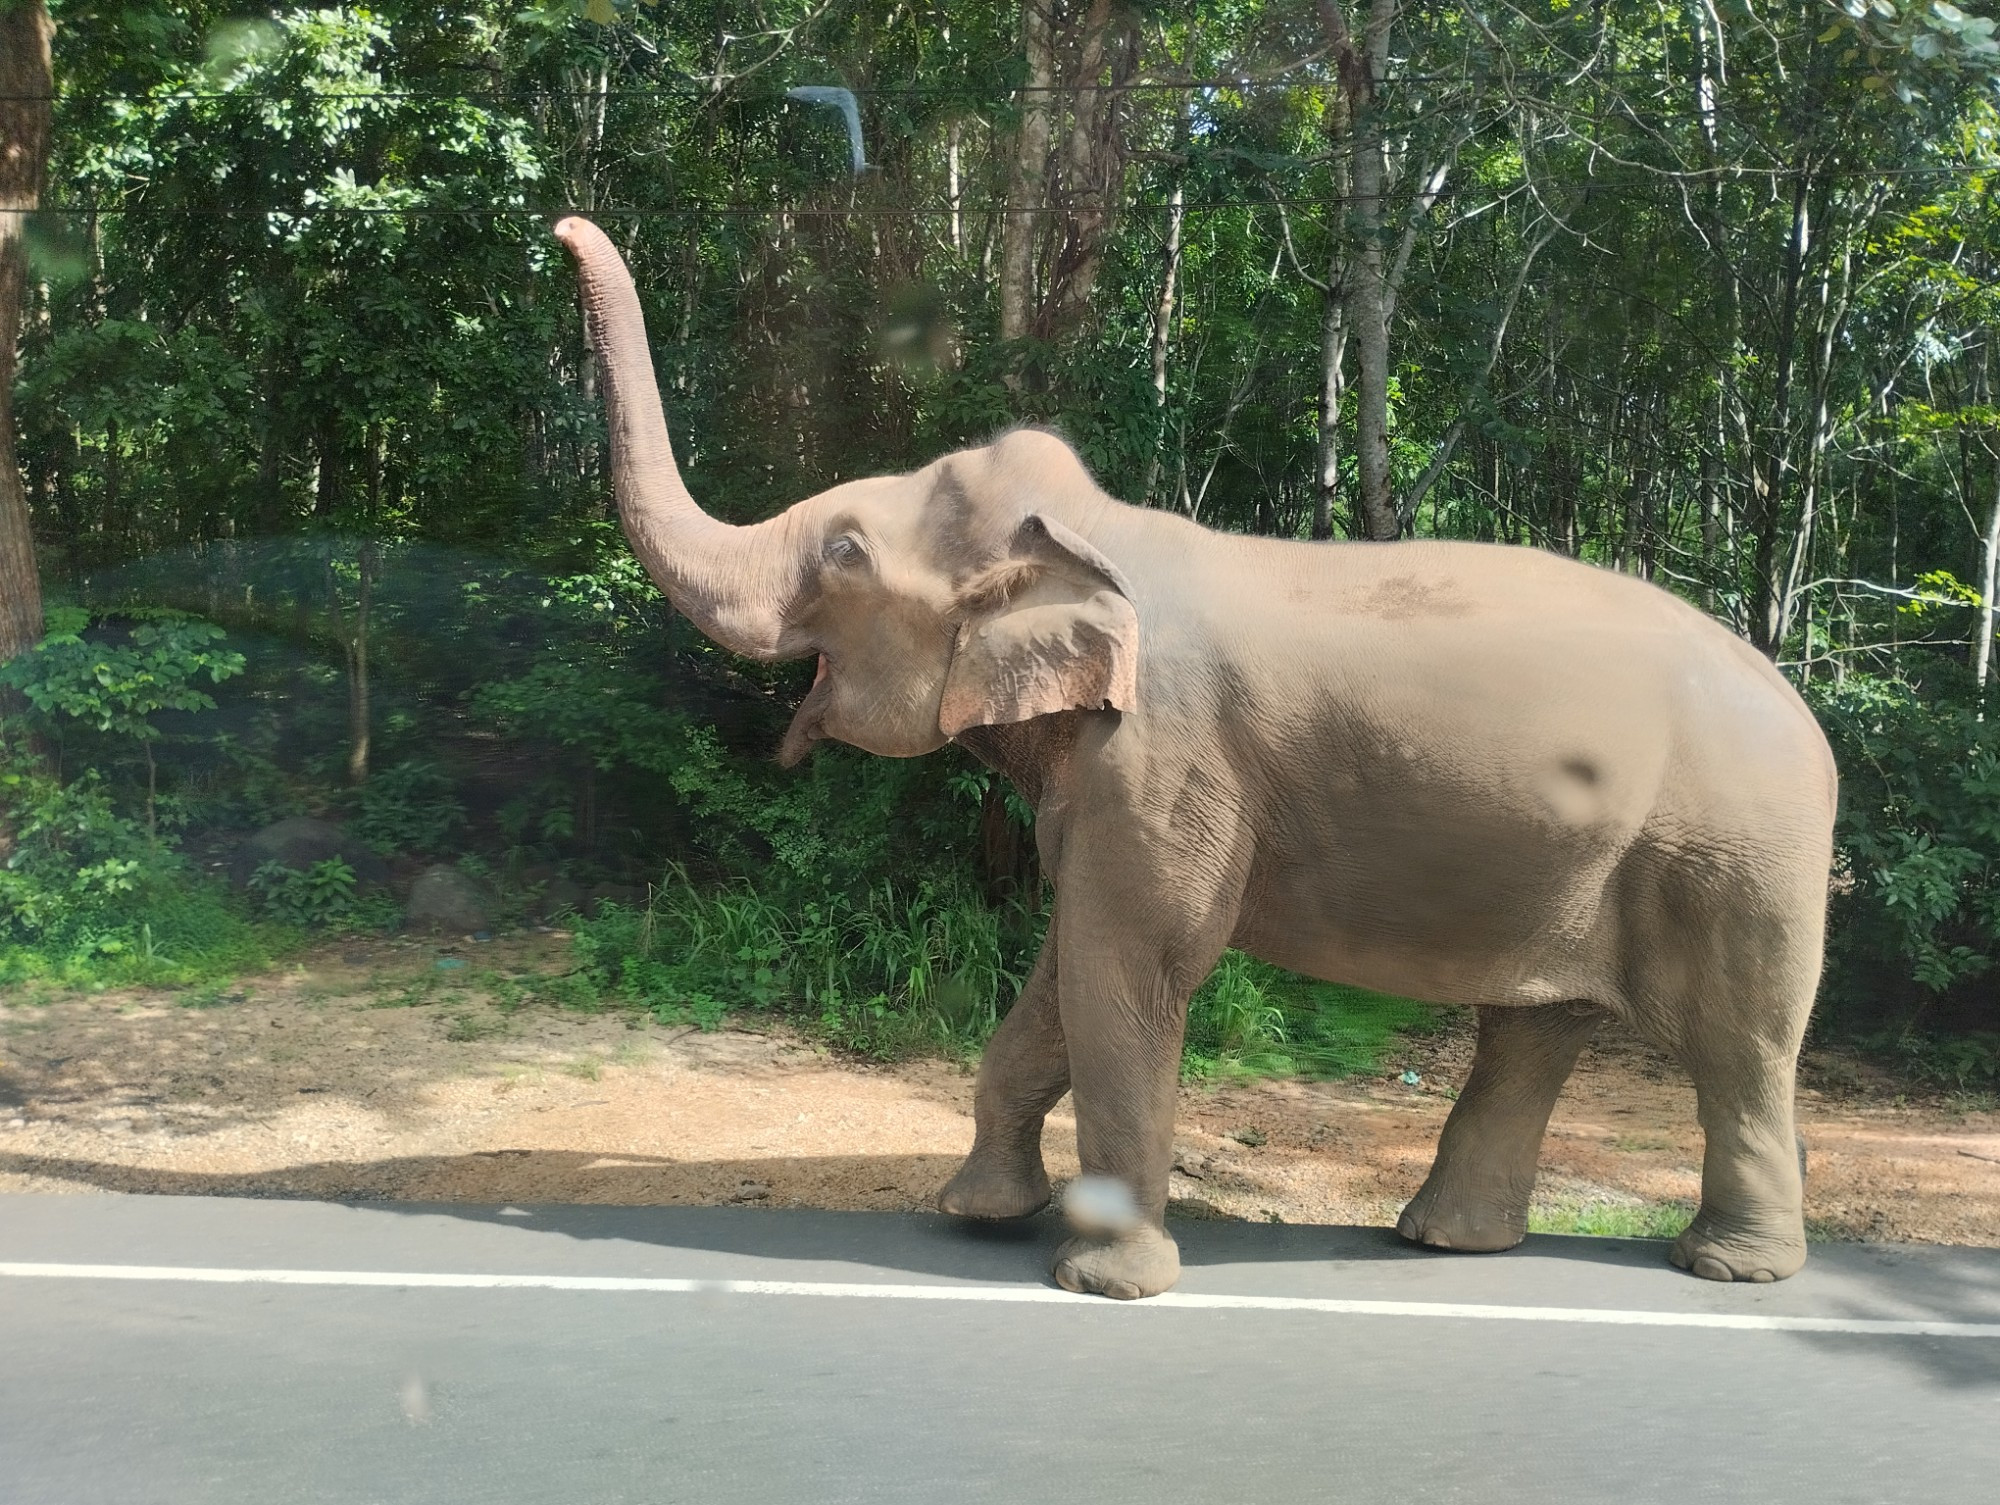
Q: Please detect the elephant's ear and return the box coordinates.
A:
[938,514,1139,738]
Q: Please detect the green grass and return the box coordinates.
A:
[0,881,292,992]
[444,1011,507,1043]
[1183,952,1446,1081]
[556,869,1441,1079]
[1608,1135,1674,1153]
[1528,1199,1695,1241]
[1530,1199,1849,1245]
[175,979,246,1009]
[559,866,1037,1058]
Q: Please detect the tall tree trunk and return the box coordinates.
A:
[1319,0,1398,541]
[1748,174,1812,655]
[998,0,1055,378]
[314,413,346,518]
[348,540,372,785]
[1314,284,1350,539]
[0,0,54,671]
[1033,0,1137,343]
[1692,4,1751,630]
[1699,443,1721,611]
[1142,178,1184,506]
[325,544,375,786]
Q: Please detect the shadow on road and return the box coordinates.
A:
[1,1143,1650,1281]
[6,1145,1998,1389]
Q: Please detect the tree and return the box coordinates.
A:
[0,0,53,670]
[0,607,245,839]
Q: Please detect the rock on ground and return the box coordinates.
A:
[404,864,493,935]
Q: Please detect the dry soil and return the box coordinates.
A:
[2,934,1996,1246]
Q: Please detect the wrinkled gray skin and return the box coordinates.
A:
[556,217,1837,1300]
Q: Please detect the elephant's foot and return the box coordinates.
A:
[1669,1213,1806,1284]
[937,1148,1051,1221]
[1395,1177,1529,1253]
[1052,1225,1181,1301]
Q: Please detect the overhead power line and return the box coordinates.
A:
[4,157,1989,225]
[0,67,1838,105]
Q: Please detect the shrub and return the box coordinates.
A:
[554,865,1439,1074]
[0,729,275,985]
[249,857,353,927]
[348,759,465,855]
[1184,953,1442,1080]
[468,652,987,892]
[1859,1027,2000,1093]
[555,866,1037,1056]
[0,606,244,838]
[1811,672,2000,1026]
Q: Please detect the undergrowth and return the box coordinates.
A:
[0,877,288,991]
[0,729,287,989]
[1853,1028,2000,1096]
[552,868,1439,1078]
[550,866,1036,1057]
[1183,952,1446,1081]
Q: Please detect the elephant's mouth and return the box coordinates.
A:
[777,653,834,767]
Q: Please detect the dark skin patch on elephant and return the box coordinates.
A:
[953,713,1084,810]
[1358,574,1472,621]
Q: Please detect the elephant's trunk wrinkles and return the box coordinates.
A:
[554,216,802,659]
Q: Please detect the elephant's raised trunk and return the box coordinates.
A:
[554,216,802,659]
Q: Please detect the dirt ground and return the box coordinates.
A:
[2,934,1997,1246]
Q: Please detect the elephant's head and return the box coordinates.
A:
[554,217,1139,765]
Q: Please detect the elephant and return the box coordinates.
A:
[553,215,1837,1300]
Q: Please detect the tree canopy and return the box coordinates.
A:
[4,1,1998,1065]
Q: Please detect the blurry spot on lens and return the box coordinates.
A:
[1063,1175,1140,1238]
[876,284,957,377]
[203,19,284,74]
[400,1373,432,1425]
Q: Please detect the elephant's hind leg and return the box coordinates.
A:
[1642,888,1818,1283]
[938,928,1067,1220]
[1666,1025,1809,1284]
[1397,1001,1604,1253]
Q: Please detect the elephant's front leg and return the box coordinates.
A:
[938,926,1068,1220]
[1049,907,1225,1301]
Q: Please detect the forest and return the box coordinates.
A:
[0,0,1997,1086]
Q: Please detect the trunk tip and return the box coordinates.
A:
[552,215,600,254]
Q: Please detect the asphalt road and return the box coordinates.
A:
[0,1193,1995,1504]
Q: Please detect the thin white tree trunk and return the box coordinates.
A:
[1314,285,1350,539]
[947,118,963,253]
[1977,454,2000,696]
[1141,180,1184,506]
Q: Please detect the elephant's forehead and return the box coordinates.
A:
[809,475,906,521]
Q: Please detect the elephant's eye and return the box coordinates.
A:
[823,534,865,568]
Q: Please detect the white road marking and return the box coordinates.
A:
[0,1262,1994,1337]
